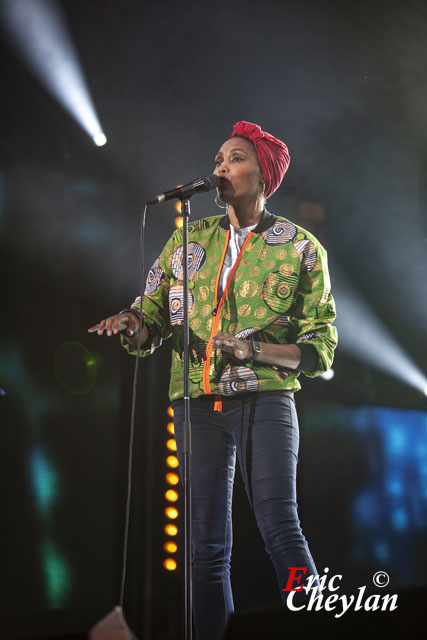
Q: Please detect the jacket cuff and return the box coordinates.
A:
[295,343,319,373]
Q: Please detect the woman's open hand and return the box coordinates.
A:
[210,332,253,360]
[88,312,139,337]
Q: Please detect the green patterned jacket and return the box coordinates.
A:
[121,210,337,401]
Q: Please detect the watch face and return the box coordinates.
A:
[252,340,261,360]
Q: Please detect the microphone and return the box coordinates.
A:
[146,174,222,205]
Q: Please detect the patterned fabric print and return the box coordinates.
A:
[131,295,142,310]
[144,258,165,295]
[235,328,257,339]
[171,242,206,280]
[299,332,316,341]
[188,218,212,234]
[272,315,290,328]
[272,366,290,380]
[294,238,317,273]
[186,342,207,387]
[262,220,297,245]
[217,366,260,395]
[261,272,300,314]
[169,284,195,326]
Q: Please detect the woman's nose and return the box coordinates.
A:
[214,163,228,175]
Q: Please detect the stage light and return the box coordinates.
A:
[93,132,107,147]
[320,368,334,381]
[164,558,177,571]
[167,406,174,417]
[43,540,72,607]
[166,455,179,468]
[175,216,183,229]
[166,438,177,451]
[164,541,178,553]
[333,268,427,394]
[29,446,58,514]
[1,0,106,145]
[424,384,427,397]
[391,507,408,532]
[165,524,178,536]
[167,421,175,434]
[165,489,179,502]
[166,472,179,486]
[165,506,179,519]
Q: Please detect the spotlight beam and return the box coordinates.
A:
[1,0,106,145]
[332,267,427,394]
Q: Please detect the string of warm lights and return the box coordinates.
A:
[175,200,183,228]
[160,201,186,571]
[163,406,179,571]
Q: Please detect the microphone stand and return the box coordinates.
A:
[181,198,192,640]
[145,177,220,638]
[90,197,195,640]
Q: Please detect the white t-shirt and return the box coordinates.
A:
[217,223,257,301]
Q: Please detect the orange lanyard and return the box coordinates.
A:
[202,230,254,409]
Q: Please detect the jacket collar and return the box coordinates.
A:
[218,208,278,233]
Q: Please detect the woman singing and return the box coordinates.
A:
[89,121,337,640]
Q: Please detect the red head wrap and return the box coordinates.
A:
[229,121,290,198]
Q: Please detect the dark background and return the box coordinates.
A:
[0,1,426,638]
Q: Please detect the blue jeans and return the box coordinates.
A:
[173,392,318,640]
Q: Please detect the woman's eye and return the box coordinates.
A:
[214,156,243,166]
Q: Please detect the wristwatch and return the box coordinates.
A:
[119,307,144,337]
[251,338,261,362]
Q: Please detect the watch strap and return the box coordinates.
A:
[252,338,261,362]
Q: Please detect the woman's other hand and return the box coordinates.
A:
[88,311,140,337]
[210,332,253,360]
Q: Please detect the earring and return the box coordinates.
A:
[215,194,227,210]
[255,184,265,215]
